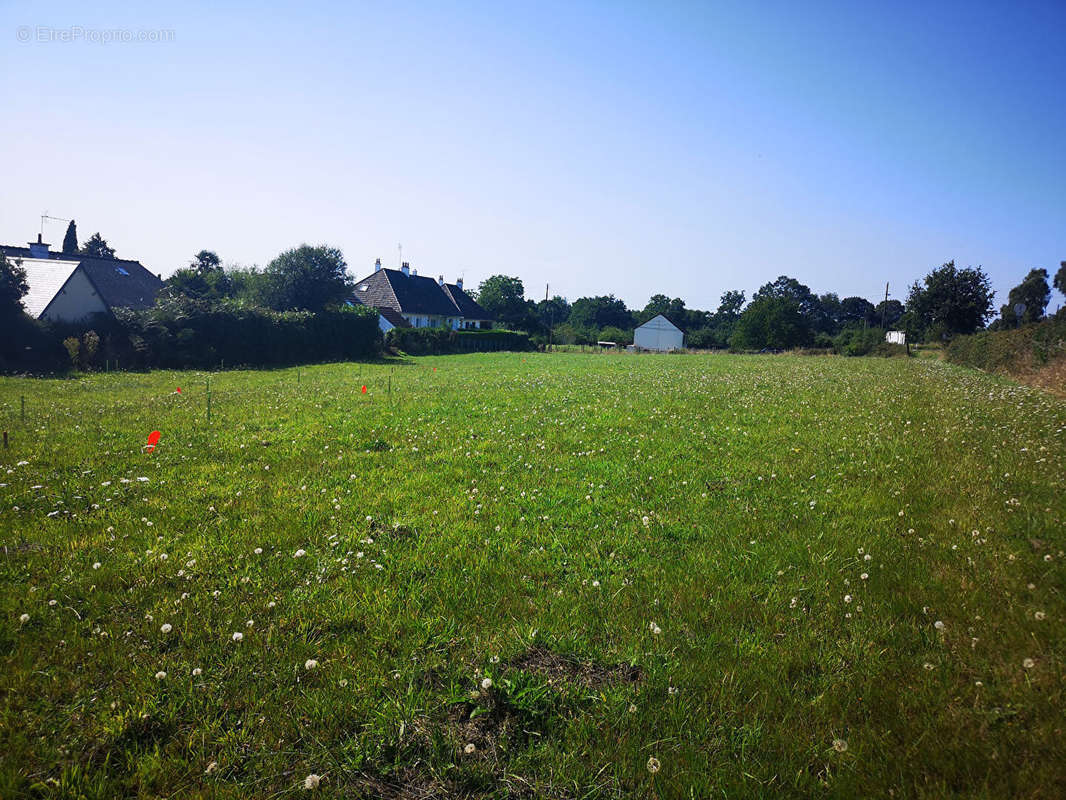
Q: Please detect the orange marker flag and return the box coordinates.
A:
[361,385,367,394]
[145,430,161,453]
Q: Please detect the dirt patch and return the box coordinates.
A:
[507,646,643,689]
[352,768,453,799]
[369,520,419,542]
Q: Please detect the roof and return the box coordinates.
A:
[351,268,489,319]
[77,256,163,311]
[16,257,82,317]
[636,314,683,333]
[378,307,412,328]
[3,243,163,317]
[442,282,491,320]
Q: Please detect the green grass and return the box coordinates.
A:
[1,353,1064,798]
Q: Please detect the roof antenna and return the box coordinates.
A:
[40,211,71,236]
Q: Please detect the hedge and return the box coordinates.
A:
[2,298,383,373]
[386,326,532,355]
[946,315,1066,375]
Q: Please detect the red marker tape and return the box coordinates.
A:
[145,430,161,453]
[433,367,437,372]
[361,385,367,394]
[175,387,182,394]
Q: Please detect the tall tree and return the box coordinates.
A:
[535,295,571,328]
[998,268,1050,326]
[1054,261,1066,296]
[260,244,352,312]
[62,220,79,255]
[638,294,686,326]
[872,299,904,328]
[905,261,994,338]
[82,233,116,259]
[753,276,822,318]
[191,250,222,274]
[716,290,746,319]
[476,275,529,328]
[0,252,29,316]
[569,295,634,331]
[839,296,877,328]
[731,296,811,350]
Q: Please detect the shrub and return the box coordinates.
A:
[833,327,885,357]
[63,337,80,369]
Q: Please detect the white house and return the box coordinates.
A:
[885,331,906,345]
[349,259,494,330]
[634,314,684,351]
[2,235,163,323]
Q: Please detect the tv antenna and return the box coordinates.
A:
[41,212,71,236]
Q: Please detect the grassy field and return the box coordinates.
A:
[1,352,1064,799]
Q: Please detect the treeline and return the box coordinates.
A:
[473,260,1066,351]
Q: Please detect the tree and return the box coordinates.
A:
[535,295,571,328]
[730,296,811,350]
[839,296,876,328]
[191,250,222,274]
[753,276,822,318]
[569,295,634,331]
[998,268,1050,327]
[598,325,631,345]
[638,294,685,326]
[62,220,79,255]
[1054,261,1066,296]
[872,299,904,328]
[164,267,234,302]
[814,292,842,335]
[260,244,353,312]
[476,276,530,328]
[1,252,29,316]
[716,290,746,319]
[82,233,116,259]
[905,261,994,338]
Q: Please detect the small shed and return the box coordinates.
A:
[885,330,906,345]
[633,314,684,351]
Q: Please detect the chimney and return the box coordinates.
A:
[456,277,464,290]
[374,258,382,272]
[28,233,51,259]
[438,275,444,286]
[401,261,410,277]
[412,268,418,276]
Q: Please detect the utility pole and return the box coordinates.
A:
[546,283,553,351]
[881,282,890,330]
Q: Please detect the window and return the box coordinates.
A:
[115,267,129,276]
[358,284,368,291]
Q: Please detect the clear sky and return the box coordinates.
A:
[2,0,1063,313]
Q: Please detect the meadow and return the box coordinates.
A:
[0,352,1063,799]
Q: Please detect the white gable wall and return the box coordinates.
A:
[40,268,109,323]
[634,314,684,351]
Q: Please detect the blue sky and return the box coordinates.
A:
[2,0,1063,313]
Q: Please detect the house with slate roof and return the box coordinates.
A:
[349,259,493,332]
[2,234,163,323]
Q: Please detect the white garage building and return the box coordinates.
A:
[633,314,684,351]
